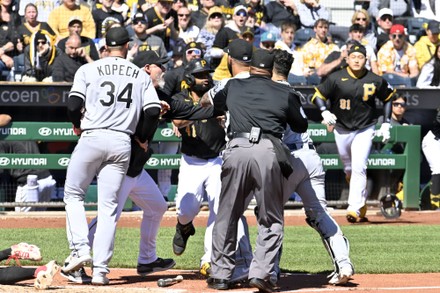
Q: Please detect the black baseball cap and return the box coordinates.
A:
[348,44,367,57]
[106,27,130,46]
[133,51,170,68]
[427,20,440,34]
[132,12,147,24]
[225,39,252,62]
[68,17,82,27]
[251,49,274,69]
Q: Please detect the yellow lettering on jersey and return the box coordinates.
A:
[363,83,376,101]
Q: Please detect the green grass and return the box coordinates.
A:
[1,225,440,274]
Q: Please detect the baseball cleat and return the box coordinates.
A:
[249,277,275,293]
[34,260,60,290]
[91,275,109,285]
[11,242,42,261]
[346,205,368,223]
[328,264,354,285]
[137,258,176,276]
[62,253,92,272]
[200,262,211,277]
[60,267,92,284]
[173,221,195,255]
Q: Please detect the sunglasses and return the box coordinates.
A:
[186,48,201,55]
[37,40,47,45]
[391,34,404,39]
[356,17,367,21]
[380,15,393,21]
[178,13,190,17]
[235,11,247,17]
[262,42,275,48]
[392,102,406,107]
[134,20,147,25]
[209,13,223,19]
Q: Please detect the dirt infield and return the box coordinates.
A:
[1,209,440,292]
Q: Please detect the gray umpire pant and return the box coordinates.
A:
[211,137,285,281]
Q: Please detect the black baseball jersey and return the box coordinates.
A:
[173,90,226,159]
[313,67,395,131]
[212,27,240,50]
[213,75,308,138]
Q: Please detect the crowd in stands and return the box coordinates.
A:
[0,0,439,87]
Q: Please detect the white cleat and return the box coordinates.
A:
[328,264,354,285]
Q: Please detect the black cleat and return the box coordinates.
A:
[249,277,275,293]
[207,277,229,290]
[172,221,195,255]
[137,258,176,276]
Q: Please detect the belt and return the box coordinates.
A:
[231,132,281,140]
[286,142,315,151]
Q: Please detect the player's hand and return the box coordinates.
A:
[172,123,181,138]
[216,115,226,128]
[135,137,148,152]
[377,122,391,143]
[159,100,170,115]
[72,125,82,136]
[321,110,337,125]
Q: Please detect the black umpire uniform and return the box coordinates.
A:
[208,49,308,290]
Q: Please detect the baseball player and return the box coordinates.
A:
[422,106,440,209]
[171,58,254,283]
[272,49,354,286]
[312,44,395,223]
[62,27,161,285]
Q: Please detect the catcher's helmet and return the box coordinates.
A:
[380,193,402,219]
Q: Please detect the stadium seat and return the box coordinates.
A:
[382,73,413,88]
[294,28,314,47]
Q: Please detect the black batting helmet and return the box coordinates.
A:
[380,194,402,219]
[183,58,213,86]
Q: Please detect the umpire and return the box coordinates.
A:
[208,49,308,292]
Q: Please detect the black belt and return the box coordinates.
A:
[286,142,315,151]
[231,132,281,140]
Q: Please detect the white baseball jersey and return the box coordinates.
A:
[69,57,160,134]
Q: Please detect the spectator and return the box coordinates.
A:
[375,8,394,51]
[259,31,277,50]
[368,0,412,19]
[144,0,175,51]
[112,0,132,26]
[0,19,15,75]
[19,0,60,23]
[56,18,99,61]
[377,24,419,84]
[417,44,440,88]
[301,18,338,84]
[0,243,59,289]
[261,0,300,30]
[192,0,216,29]
[0,0,21,28]
[22,30,62,82]
[52,33,93,82]
[129,12,168,59]
[343,24,378,74]
[92,0,125,39]
[246,0,264,27]
[210,5,248,65]
[196,6,225,62]
[351,8,377,50]
[17,3,56,48]
[48,0,96,41]
[414,20,440,70]
[175,6,200,43]
[296,0,330,29]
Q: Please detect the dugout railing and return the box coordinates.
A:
[0,122,420,209]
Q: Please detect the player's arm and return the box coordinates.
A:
[138,106,161,143]
[286,92,308,133]
[67,95,84,128]
[164,98,215,120]
[0,114,11,127]
[312,86,337,126]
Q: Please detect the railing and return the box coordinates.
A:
[0,122,420,209]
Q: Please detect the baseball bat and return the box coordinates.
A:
[157,275,183,287]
